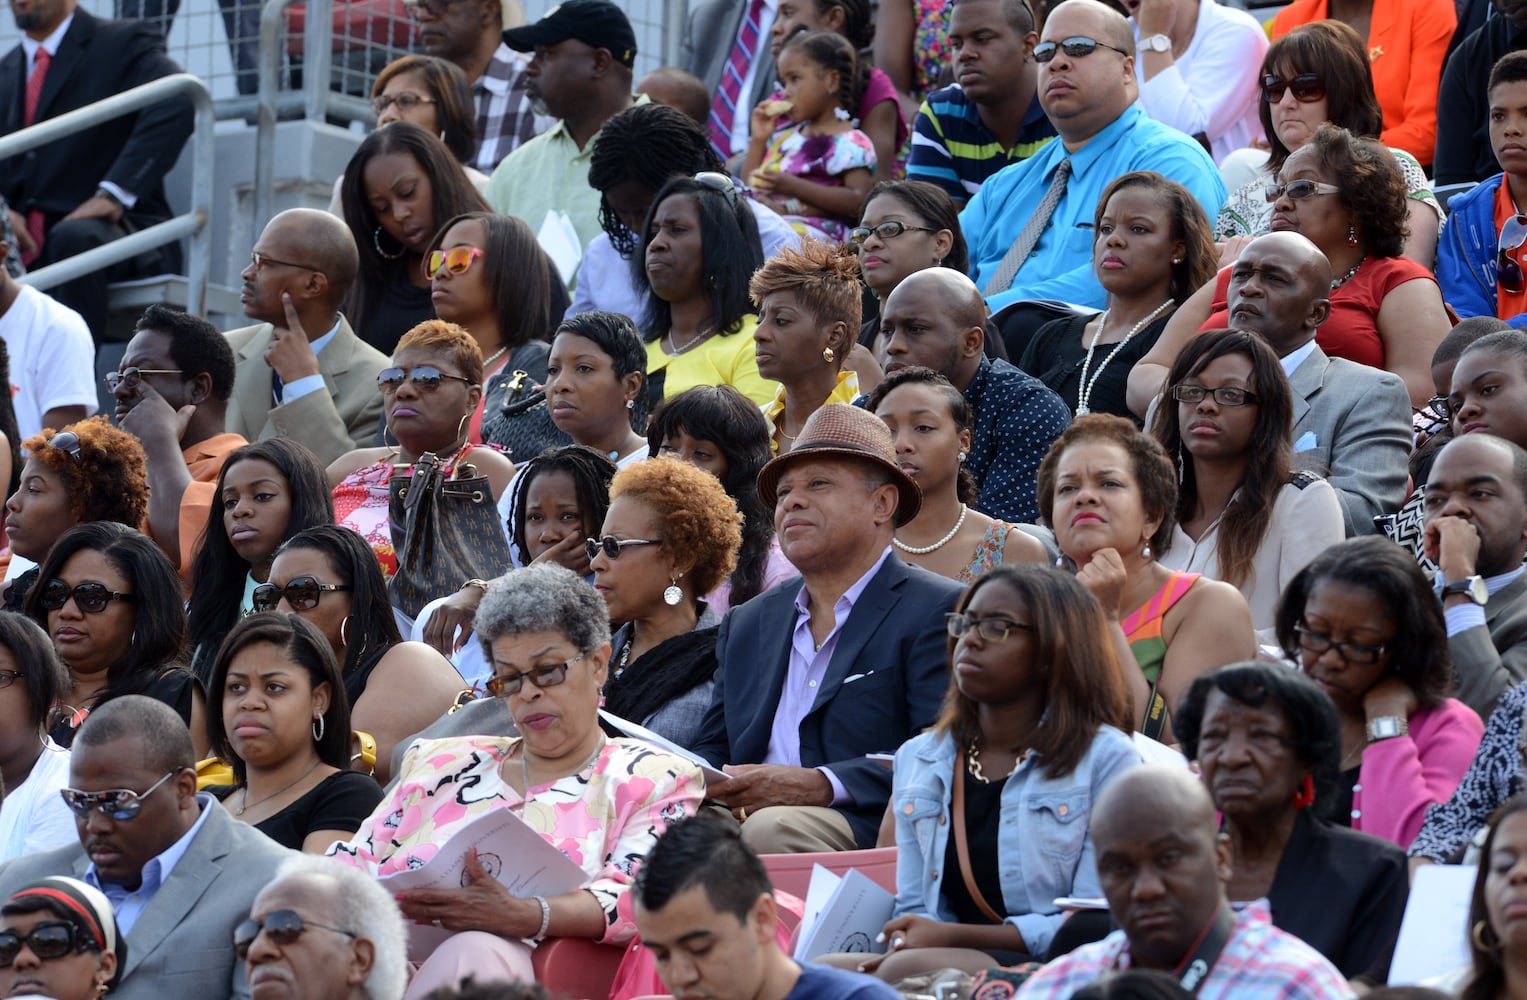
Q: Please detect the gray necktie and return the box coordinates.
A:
[983,157,1073,296]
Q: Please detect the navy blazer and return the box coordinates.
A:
[0,10,193,223]
[695,553,962,847]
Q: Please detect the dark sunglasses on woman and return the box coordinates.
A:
[251,576,352,612]
[376,366,475,394]
[1262,72,1325,104]
[39,580,134,614]
[0,922,98,967]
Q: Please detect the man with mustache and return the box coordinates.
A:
[962,0,1224,313]
[223,208,390,466]
[1016,765,1354,999]
[0,696,293,999]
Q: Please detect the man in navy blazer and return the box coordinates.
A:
[695,403,963,853]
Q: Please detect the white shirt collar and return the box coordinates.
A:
[1279,339,1318,377]
[21,13,73,65]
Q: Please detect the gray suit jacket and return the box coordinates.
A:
[0,799,295,1000]
[224,315,389,466]
[1449,574,1527,718]
[681,0,777,110]
[1287,346,1411,537]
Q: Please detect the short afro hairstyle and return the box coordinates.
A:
[21,418,149,528]
[608,457,743,596]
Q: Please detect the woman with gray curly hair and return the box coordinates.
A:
[328,563,705,999]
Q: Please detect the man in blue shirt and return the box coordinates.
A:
[0,696,293,999]
[963,0,1225,312]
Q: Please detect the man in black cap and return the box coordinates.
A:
[484,0,641,292]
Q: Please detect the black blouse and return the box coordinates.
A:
[209,769,383,851]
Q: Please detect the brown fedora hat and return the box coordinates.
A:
[756,403,922,526]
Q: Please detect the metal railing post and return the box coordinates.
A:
[255,0,301,233]
[1,73,215,315]
[302,0,333,123]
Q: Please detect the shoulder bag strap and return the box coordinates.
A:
[952,748,1008,926]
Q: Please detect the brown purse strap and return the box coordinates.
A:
[953,748,1007,925]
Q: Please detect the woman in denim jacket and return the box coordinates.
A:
[858,565,1143,981]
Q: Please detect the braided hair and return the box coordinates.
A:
[783,30,865,121]
[509,446,619,563]
[588,104,725,256]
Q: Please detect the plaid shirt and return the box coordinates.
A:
[1015,901,1356,1000]
[472,43,554,174]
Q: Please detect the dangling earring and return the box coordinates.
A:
[935,256,944,267]
[455,411,470,445]
[374,226,404,261]
[663,574,684,606]
[339,615,351,648]
[1346,225,1358,248]
[1141,543,1152,560]
[822,346,836,364]
[312,715,326,742]
[1177,444,1185,485]
[1291,775,1315,809]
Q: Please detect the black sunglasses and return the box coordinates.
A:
[234,910,356,960]
[694,171,739,207]
[1033,36,1130,63]
[0,921,97,967]
[251,576,352,613]
[48,431,81,463]
[1500,213,1527,294]
[377,365,474,394]
[585,535,662,563]
[40,580,134,614]
[1262,72,1326,104]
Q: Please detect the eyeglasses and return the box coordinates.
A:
[1500,214,1527,294]
[233,910,356,960]
[371,91,436,116]
[1263,179,1340,203]
[377,365,475,394]
[848,221,938,248]
[1262,72,1326,104]
[251,576,353,613]
[484,652,588,698]
[104,367,185,392]
[1427,394,1454,420]
[694,171,740,207]
[427,246,484,279]
[1292,624,1388,665]
[0,670,20,690]
[48,431,81,463]
[249,251,321,274]
[585,535,662,563]
[59,769,180,820]
[1033,36,1131,63]
[1171,384,1258,407]
[945,612,1034,643]
[40,580,135,614]
[0,922,96,968]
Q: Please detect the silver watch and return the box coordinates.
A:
[1366,715,1409,742]
[1141,33,1172,53]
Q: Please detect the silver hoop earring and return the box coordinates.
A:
[312,715,326,742]
[373,226,404,261]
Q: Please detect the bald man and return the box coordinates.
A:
[224,209,390,464]
[962,0,1225,313]
[1016,766,1354,1000]
[1130,232,1412,535]
[876,268,1068,523]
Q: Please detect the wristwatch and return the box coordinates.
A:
[93,186,123,208]
[1366,715,1409,742]
[1141,33,1172,53]
[1441,575,1489,606]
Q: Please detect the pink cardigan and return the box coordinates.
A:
[1353,698,1482,849]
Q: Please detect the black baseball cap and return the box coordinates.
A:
[503,0,637,68]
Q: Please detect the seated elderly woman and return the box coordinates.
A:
[0,613,75,861]
[1175,661,1409,984]
[1277,536,1483,849]
[328,563,705,999]
[2,419,149,611]
[329,320,516,595]
[594,458,742,751]
[0,876,124,1000]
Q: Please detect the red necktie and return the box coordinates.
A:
[707,0,766,159]
[22,48,50,265]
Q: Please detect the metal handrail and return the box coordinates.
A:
[1,72,214,316]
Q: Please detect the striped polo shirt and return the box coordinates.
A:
[906,83,1058,204]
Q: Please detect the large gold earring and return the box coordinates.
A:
[1475,920,1501,953]
[822,346,835,364]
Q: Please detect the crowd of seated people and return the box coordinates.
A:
[12,0,1527,994]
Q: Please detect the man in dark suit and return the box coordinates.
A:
[0,0,194,345]
[0,696,294,999]
[1425,433,1527,716]
[695,403,963,854]
[683,0,778,161]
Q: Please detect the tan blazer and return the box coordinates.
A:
[224,315,389,466]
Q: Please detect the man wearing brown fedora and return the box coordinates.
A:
[695,403,964,854]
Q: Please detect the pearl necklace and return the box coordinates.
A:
[482,345,509,372]
[1076,300,1175,415]
[1330,256,1365,290]
[894,504,968,555]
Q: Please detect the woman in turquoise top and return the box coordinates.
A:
[843,565,1140,980]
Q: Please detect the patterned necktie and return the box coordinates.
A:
[707,0,767,159]
[983,157,1073,296]
[24,47,49,127]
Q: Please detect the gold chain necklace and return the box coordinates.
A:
[237,758,322,816]
[966,738,1030,784]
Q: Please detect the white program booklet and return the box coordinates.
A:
[793,865,895,962]
[1389,863,1476,985]
[598,709,729,784]
[378,807,587,961]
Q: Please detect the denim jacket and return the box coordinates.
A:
[890,724,1140,957]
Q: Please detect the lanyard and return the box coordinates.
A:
[1175,905,1236,993]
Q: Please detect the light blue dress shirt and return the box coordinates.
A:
[84,792,215,935]
[277,317,344,404]
[962,104,1227,312]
